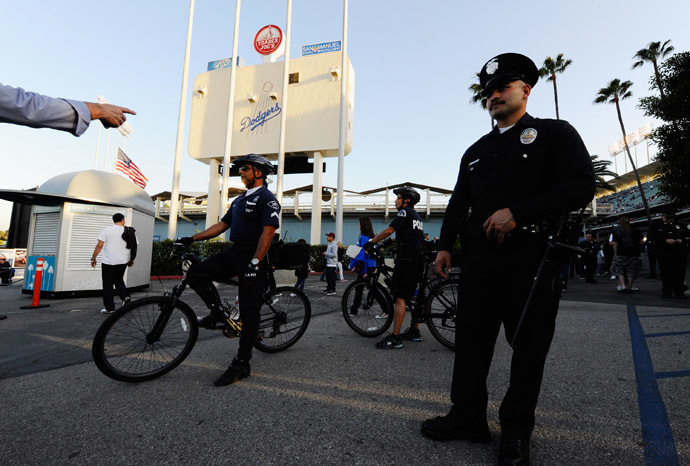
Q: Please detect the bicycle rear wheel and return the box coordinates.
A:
[341,280,393,337]
[92,296,199,382]
[425,280,458,350]
[254,287,311,353]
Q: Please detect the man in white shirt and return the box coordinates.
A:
[91,213,135,314]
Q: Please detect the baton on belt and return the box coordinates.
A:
[509,216,585,350]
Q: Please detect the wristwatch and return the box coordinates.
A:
[251,258,260,266]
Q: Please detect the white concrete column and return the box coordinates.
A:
[426,187,431,219]
[384,187,390,222]
[206,159,222,228]
[310,151,323,245]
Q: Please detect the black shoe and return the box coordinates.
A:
[0,314,7,320]
[420,414,491,442]
[214,358,250,386]
[198,308,225,329]
[348,307,358,316]
[399,326,423,342]
[498,437,530,466]
[376,334,403,349]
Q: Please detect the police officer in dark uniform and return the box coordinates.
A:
[367,186,426,349]
[581,232,599,283]
[178,154,281,386]
[647,208,689,298]
[420,53,595,465]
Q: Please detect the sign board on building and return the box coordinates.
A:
[301,41,341,56]
[254,25,283,55]
[207,56,245,71]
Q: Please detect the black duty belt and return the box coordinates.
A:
[464,222,550,242]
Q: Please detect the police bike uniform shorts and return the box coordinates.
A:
[391,256,424,302]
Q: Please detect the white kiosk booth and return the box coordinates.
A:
[1,170,155,297]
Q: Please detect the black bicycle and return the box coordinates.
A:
[92,243,311,382]
[341,244,459,350]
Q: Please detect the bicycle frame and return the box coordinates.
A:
[364,246,446,316]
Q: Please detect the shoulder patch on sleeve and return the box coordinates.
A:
[268,200,280,209]
[397,210,406,217]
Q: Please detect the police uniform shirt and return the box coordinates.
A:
[221,185,281,246]
[439,113,595,251]
[389,206,425,259]
[649,221,690,251]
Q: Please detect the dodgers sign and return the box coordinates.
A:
[301,41,341,56]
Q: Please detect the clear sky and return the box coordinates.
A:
[1,0,688,231]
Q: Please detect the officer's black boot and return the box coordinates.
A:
[198,304,225,329]
[214,357,251,386]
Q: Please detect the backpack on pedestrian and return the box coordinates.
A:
[121,226,138,263]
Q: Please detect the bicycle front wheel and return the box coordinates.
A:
[341,280,393,337]
[425,280,458,350]
[92,296,199,382]
[254,287,311,353]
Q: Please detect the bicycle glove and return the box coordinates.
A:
[177,236,195,248]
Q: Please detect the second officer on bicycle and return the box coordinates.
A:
[178,154,280,386]
[367,186,425,349]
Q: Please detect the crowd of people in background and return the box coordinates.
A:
[559,212,689,298]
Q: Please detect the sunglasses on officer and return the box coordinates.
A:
[239,165,253,172]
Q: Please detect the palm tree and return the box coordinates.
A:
[632,40,674,99]
[538,54,573,119]
[469,72,494,129]
[594,79,652,225]
[591,154,617,193]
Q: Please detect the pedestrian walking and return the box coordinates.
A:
[91,213,135,313]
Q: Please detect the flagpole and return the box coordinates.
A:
[94,124,101,169]
[335,0,349,242]
[168,0,196,240]
[103,128,111,171]
[94,96,107,170]
[275,0,293,233]
[113,131,119,172]
[219,0,242,236]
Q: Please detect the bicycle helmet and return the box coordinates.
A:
[393,186,421,206]
[231,153,275,175]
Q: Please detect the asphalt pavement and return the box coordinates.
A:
[1,273,689,465]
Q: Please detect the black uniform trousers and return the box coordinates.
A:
[325,266,337,292]
[186,246,265,361]
[450,234,560,440]
[657,248,687,297]
[102,263,130,311]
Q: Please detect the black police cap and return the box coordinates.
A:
[479,53,539,97]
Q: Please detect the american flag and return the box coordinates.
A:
[115,148,148,189]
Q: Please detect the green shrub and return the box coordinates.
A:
[150,239,232,276]
[151,240,353,276]
[309,245,327,272]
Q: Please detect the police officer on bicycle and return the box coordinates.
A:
[367,186,425,349]
[178,154,280,386]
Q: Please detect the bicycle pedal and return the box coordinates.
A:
[222,325,240,338]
